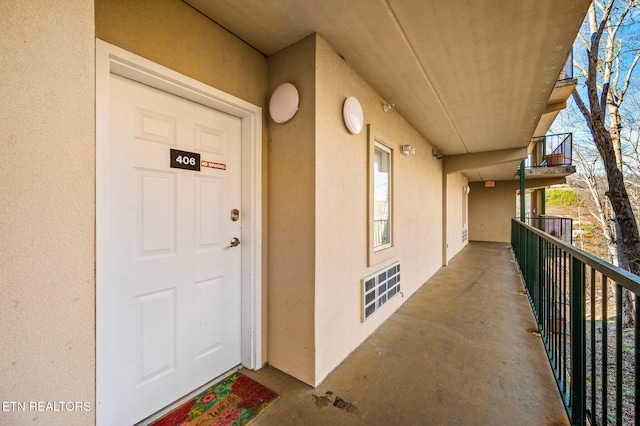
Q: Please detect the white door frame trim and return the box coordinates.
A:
[95,39,262,424]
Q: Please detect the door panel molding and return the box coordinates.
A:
[95,39,262,425]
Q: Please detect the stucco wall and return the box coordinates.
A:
[314,36,443,384]
[95,0,267,108]
[446,172,469,263]
[265,34,444,386]
[468,181,519,243]
[0,2,96,425]
[266,35,318,385]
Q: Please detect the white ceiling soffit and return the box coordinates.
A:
[185,0,589,178]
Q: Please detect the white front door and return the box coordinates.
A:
[105,73,242,424]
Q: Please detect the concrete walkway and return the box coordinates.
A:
[243,242,569,425]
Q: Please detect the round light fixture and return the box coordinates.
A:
[269,83,299,123]
[343,96,364,134]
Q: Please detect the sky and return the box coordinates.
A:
[550,0,640,175]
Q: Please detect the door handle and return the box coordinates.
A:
[226,237,240,248]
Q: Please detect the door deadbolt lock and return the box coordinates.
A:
[231,209,240,222]
[226,237,240,248]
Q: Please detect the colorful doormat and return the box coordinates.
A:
[150,372,279,426]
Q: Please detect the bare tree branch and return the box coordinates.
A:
[568,1,640,324]
[578,31,592,52]
[573,90,596,134]
[574,58,590,79]
[587,0,615,116]
[610,0,636,41]
[620,50,640,100]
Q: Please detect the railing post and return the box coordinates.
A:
[636,293,640,424]
[537,232,544,323]
[520,160,525,222]
[570,256,585,425]
[513,219,640,424]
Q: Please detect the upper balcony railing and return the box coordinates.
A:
[374,219,390,247]
[558,49,574,81]
[526,133,573,168]
[526,215,573,245]
[511,218,640,426]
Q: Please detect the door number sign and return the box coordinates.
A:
[170,149,201,171]
[170,149,226,172]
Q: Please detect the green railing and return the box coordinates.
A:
[559,49,574,81]
[511,218,640,425]
[526,215,573,245]
[527,133,573,168]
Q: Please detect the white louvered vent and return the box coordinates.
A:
[362,262,401,321]
[462,228,468,242]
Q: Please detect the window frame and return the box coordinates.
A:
[367,125,396,266]
[373,143,392,251]
[462,185,468,229]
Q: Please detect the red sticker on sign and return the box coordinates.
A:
[201,161,226,170]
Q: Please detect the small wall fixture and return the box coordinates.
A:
[400,144,416,156]
[432,148,442,160]
[343,96,364,134]
[269,82,299,123]
[382,103,395,113]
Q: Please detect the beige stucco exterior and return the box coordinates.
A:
[468,181,520,243]
[314,35,444,383]
[1,0,581,423]
[266,34,318,384]
[266,34,446,385]
[95,0,268,108]
[0,2,96,425]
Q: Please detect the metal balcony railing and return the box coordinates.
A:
[559,49,574,81]
[374,219,390,247]
[526,216,573,245]
[526,133,573,168]
[511,219,640,426]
